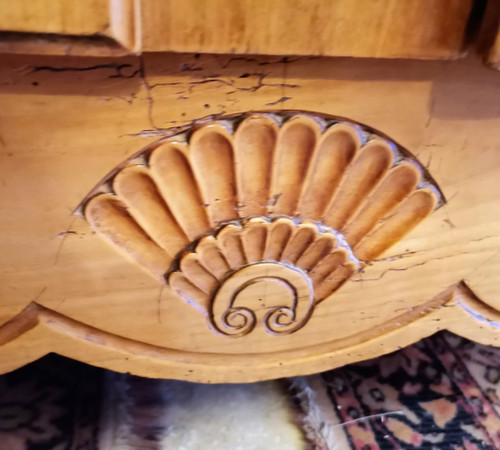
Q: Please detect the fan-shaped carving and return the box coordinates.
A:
[82,112,444,336]
[168,217,359,336]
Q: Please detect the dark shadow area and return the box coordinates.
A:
[0,354,103,449]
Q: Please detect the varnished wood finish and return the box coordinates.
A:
[0,53,498,382]
[0,0,138,55]
[141,0,473,58]
[83,112,442,338]
[0,0,474,59]
[0,0,110,35]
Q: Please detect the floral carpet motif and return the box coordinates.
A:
[303,333,500,449]
[0,332,498,449]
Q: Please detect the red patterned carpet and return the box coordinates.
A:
[0,331,499,449]
[295,333,500,449]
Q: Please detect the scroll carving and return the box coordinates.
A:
[169,218,358,336]
[81,112,444,337]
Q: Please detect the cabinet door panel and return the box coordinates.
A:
[142,0,473,59]
[0,0,109,35]
[0,0,136,55]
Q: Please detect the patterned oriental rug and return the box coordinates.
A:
[0,331,499,450]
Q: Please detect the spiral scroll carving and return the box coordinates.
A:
[219,306,256,337]
[209,269,314,337]
[82,111,445,337]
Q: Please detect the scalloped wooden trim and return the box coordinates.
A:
[0,282,497,383]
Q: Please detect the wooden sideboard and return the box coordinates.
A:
[0,0,486,58]
[0,1,499,383]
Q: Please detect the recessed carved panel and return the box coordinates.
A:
[81,112,444,336]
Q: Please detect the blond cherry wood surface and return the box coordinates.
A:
[0,52,498,382]
[0,0,474,59]
[141,0,473,58]
[0,0,138,55]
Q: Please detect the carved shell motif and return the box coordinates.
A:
[83,112,443,337]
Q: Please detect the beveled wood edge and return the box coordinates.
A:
[0,282,497,383]
[0,0,139,57]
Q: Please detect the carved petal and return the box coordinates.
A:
[234,115,278,217]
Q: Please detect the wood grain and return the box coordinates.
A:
[83,112,442,338]
[0,0,109,35]
[0,52,498,382]
[0,0,138,54]
[0,0,478,59]
[141,0,473,58]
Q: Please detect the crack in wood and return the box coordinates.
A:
[354,249,491,283]
[266,96,292,106]
[30,62,141,78]
[149,73,300,93]
[220,56,302,69]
